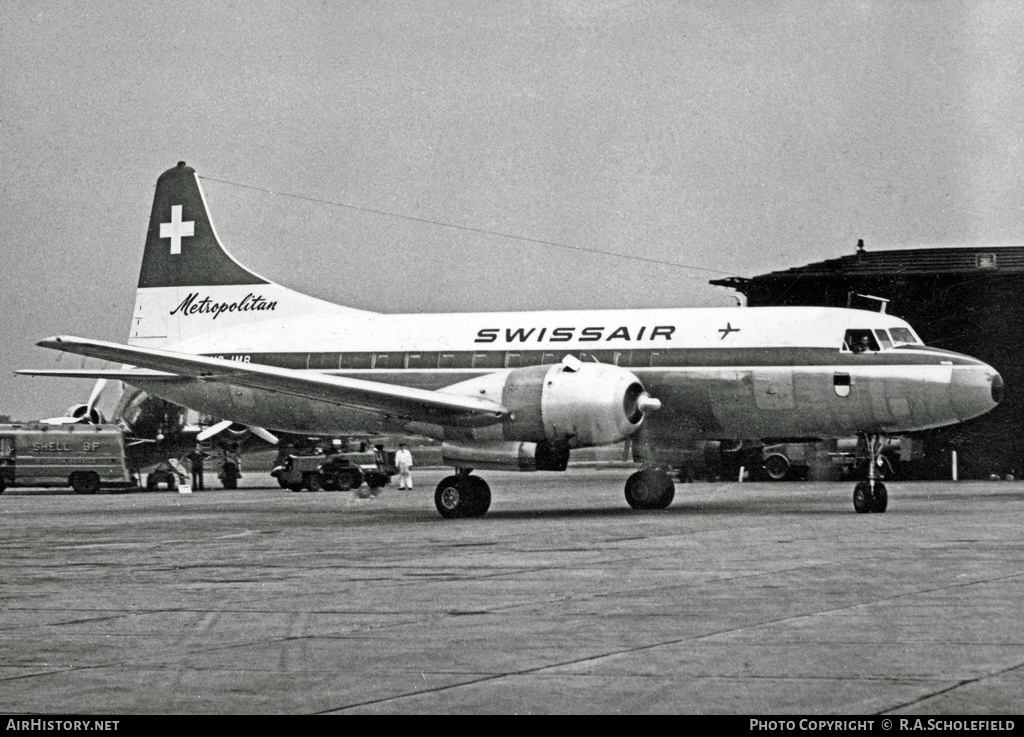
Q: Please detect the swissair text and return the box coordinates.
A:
[475,326,675,343]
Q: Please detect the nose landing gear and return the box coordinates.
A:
[853,434,888,513]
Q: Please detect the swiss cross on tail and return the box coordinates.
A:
[160,205,194,255]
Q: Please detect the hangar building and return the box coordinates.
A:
[712,241,1023,479]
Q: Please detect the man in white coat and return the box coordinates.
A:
[395,443,414,490]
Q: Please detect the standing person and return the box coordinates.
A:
[187,444,207,491]
[395,443,414,490]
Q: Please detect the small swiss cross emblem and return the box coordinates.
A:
[718,322,740,339]
[160,205,194,255]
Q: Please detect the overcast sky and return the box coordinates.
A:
[2,1,1023,421]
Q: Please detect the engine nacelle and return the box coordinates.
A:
[441,357,660,448]
[442,440,570,472]
[221,423,251,441]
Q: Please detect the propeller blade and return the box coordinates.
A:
[196,419,234,442]
[250,426,279,445]
[86,379,107,412]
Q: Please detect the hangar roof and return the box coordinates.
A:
[711,242,1024,289]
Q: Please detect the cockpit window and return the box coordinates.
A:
[844,329,880,353]
[890,327,921,346]
[873,329,893,350]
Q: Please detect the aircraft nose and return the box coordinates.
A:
[951,364,1003,421]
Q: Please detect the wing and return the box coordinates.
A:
[17,369,185,381]
[21,336,508,428]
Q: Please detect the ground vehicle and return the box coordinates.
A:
[271,447,396,494]
[756,437,923,481]
[0,423,133,494]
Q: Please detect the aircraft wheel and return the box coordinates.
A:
[870,481,888,513]
[624,469,675,510]
[465,475,491,517]
[71,471,101,495]
[853,481,874,513]
[434,475,490,519]
[763,454,790,481]
[220,463,239,490]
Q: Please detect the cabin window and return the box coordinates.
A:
[579,350,617,364]
[338,353,372,370]
[890,327,921,346]
[650,350,677,367]
[472,352,503,369]
[518,351,544,367]
[438,352,472,369]
[373,353,404,369]
[843,329,880,353]
[406,352,438,369]
[307,352,337,370]
[505,352,522,368]
[873,330,893,350]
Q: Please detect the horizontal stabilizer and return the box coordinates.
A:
[32,336,509,428]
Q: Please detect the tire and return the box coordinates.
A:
[146,474,158,490]
[71,472,101,495]
[465,476,491,517]
[624,469,675,510]
[288,482,304,492]
[762,454,790,481]
[220,463,239,490]
[870,481,888,513]
[334,471,357,492]
[434,475,490,519]
[853,481,873,513]
[0,478,6,494]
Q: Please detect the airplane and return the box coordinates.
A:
[18,161,1003,517]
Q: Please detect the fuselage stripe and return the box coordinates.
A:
[201,346,979,372]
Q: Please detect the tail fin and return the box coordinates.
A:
[138,161,268,289]
[129,162,369,348]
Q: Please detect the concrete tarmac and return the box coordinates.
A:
[2,469,1023,715]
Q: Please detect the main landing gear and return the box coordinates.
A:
[853,434,889,514]
[624,468,675,510]
[433,467,676,518]
[434,471,491,519]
